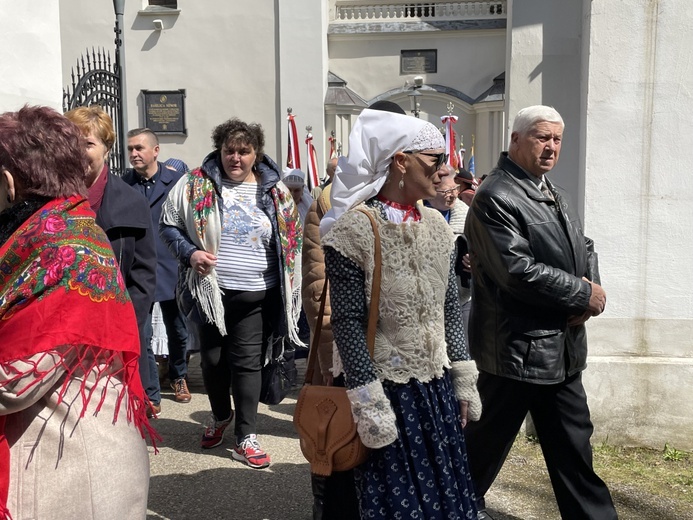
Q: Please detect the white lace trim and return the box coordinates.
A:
[346,380,398,449]
[404,123,445,152]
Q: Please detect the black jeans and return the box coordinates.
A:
[198,288,278,442]
[465,371,618,520]
[146,299,189,381]
[311,470,359,520]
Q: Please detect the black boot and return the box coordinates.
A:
[311,474,327,520]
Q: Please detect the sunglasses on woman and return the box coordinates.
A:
[403,151,449,170]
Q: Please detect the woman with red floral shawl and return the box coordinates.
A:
[0,106,153,519]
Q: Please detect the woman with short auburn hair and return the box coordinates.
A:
[0,105,153,519]
[65,105,157,417]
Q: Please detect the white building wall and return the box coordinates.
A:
[508,0,693,449]
[506,0,584,208]
[58,0,327,170]
[44,0,692,449]
[278,0,331,173]
[583,0,693,449]
[329,31,506,104]
[329,29,506,169]
[0,1,63,111]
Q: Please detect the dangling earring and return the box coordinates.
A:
[399,172,405,190]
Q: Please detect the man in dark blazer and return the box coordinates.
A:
[464,106,617,520]
[123,128,191,416]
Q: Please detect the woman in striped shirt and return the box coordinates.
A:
[160,118,302,469]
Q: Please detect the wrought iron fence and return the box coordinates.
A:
[63,48,125,175]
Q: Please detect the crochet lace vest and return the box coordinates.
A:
[322,203,454,384]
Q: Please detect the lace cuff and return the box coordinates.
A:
[346,380,398,449]
[450,360,482,421]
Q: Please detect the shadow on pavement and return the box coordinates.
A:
[148,407,301,458]
[148,463,313,520]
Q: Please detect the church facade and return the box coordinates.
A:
[1,0,691,449]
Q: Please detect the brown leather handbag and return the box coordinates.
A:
[293,208,381,476]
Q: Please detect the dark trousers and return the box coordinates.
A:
[465,371,618,520]
[309,377,359,520]
[311,470,359,520]
[154,298,189,381]
[137,324,158,404]
[198,288,276,442]
[142,299,189,404]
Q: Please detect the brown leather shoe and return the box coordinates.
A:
[171,378,192,403]
[147,402,161,419]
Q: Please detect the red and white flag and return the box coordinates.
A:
[441,114,459,169]
[286,109,301,169]
[305,128,320,191]
[328,131,338,160]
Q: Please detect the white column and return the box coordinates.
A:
[506,0,586,212]
[278,0,330,171]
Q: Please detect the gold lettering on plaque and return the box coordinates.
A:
[148,103,181,126]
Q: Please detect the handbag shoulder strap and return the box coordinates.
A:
[303,207,382,386]
[355,207,381,360]
[304,280,329,385]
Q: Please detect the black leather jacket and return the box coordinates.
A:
[465,153,600,384]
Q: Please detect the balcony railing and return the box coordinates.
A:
[333,1,506,22]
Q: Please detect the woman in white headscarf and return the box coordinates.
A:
[281,167,312,224]
[321,109,482,519]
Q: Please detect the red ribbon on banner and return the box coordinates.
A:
[286,109,301,169]
[305,128,320,191]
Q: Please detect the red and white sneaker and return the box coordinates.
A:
[200,412,234,449]
[231,434,271,469]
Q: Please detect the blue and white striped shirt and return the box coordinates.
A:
[216,178,278,291]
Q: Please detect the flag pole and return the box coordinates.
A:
[305,125,320,191]
[286,107,301,169]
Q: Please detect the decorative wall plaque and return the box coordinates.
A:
[142,89,187,135]
[401,49,437,74]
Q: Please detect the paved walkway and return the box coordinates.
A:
[147,354,531,520]
[146,354,691,520]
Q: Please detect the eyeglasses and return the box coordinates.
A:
[436,187,460,196]
[403,151,448,170]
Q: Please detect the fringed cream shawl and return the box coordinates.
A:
[161,168,303,345]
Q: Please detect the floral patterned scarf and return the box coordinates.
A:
[0,196,154,518]
[162,167,304,344]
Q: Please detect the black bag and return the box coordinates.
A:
[260,339,297,405]
[454,234,471,288]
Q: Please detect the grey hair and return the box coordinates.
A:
[512,105,564,135]
[438,165,458,187]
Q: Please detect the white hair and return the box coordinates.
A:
[512,105,564,135]
[438,166,458,189]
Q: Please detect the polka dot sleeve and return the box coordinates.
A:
[445,250,471,362]
[324,245,378,389]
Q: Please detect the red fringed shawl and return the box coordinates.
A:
[0,196,155,518]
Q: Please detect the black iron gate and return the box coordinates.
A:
[63,48,125,175]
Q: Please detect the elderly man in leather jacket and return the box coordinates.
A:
[464,106,617,520]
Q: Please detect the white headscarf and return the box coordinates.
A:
[319,109,445,237]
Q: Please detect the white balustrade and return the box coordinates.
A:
[333,1,506,22]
